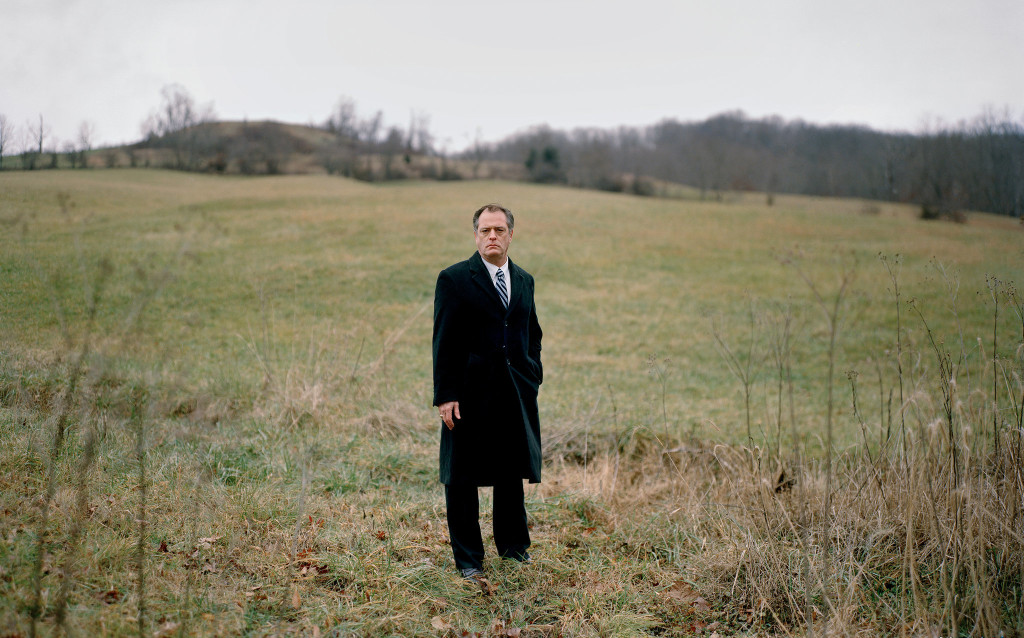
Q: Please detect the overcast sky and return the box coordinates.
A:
[2,0,1022,152]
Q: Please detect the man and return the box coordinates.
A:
[432,203,543,581]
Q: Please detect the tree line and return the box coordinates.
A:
[0,113,97,171]
[134,88,443,178]
[479,109,1024,217]
[3,86,1021,217]
[0,86,438,178]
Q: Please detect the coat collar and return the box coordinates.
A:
[469,251,521,314]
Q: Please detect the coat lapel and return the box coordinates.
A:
[506,259,524,314]
[468,252,505,310]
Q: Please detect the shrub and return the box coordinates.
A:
[920,204,967,223]
[631,176,657,197]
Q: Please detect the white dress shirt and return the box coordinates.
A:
[482,258,511,302]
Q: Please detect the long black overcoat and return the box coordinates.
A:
[432,252,543,486]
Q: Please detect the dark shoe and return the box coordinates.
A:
[460,567,485,579]
[502,552,531,564]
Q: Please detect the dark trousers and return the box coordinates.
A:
[445,480,530,571]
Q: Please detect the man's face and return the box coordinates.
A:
[474,210,513,266]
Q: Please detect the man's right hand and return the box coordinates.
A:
[438,401,460,430]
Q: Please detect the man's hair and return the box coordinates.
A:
[473,203,514,232]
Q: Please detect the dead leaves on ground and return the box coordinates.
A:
[294,548,329,576]
[245,584,268,601]
[659,579,712,613]
[431,616,557,638]
[657,579,726,634]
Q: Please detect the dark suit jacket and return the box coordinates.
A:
[432,252,543,486]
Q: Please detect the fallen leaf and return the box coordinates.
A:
[158,540,169,553]
[101,588,121,604]
[464,574,496,596]
[431,616,453,631]
[153,620,180,637]
[374,530,387,541]
[198,536,223,548]
[482,578,497,596]
[660,580,699,605]
[291,586,301,609]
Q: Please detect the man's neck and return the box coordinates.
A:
[481,255,508,268]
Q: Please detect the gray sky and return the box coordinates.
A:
[2,0,1022,152]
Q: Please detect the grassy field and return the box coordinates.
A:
[1,169,1022,636]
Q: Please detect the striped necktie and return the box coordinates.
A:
[495,269,509,308]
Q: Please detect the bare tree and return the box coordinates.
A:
[21,114,50,170]
[141,84,216,170]
[358,110,383,180]
[407,110,433,155]
[325,97,359,139]
[63,141,79,169]
[361,110,383,148]
[77,121,95,169]
[321,98,435,181]
[30,114,50,155]
[381,126,405,179]
[0,114,13,170]
[320,97,362,177]
[568,128,616,190]
[469,128,487,179]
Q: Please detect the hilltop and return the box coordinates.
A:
[121,119,522,181]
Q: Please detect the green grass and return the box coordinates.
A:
[9,171,1020,446]
[1,169,1023,636]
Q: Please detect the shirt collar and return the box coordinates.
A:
[481,258,508,282]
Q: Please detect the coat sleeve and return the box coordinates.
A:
[527,276,543,385]
[432,269,467,406]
